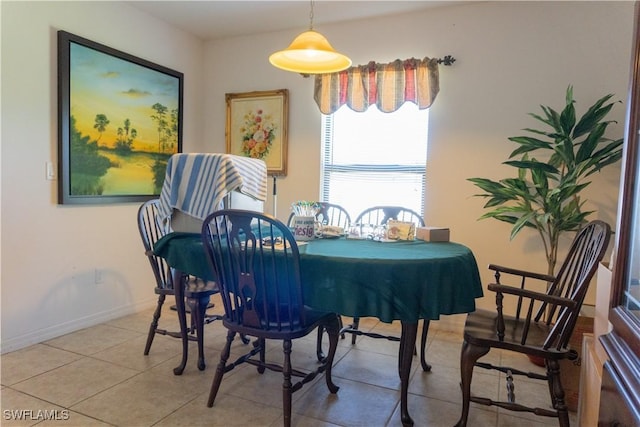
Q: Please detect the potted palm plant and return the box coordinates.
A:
[469,86,623,276]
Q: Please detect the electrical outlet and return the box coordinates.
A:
[94,268,104,284]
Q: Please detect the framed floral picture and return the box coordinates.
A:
[226,89,288,176]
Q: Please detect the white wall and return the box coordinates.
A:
[1,1,205,352]
[205,1,634,314]
[1,1,634,352]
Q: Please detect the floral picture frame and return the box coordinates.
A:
[226,89,288,176]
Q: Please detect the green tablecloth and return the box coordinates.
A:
[153,233,483,323]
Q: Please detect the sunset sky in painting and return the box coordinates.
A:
[70,42,179,152]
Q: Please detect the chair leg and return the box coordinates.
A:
[419,319,432,372]
[187,294,210,371]
[454,340,490,427]
[207,330,234,407]
[173,272,189,376]
[282,339,293,427]
[351,317,360,345]
[547,358,570,427]
[144,294,165,355]
[257,338,266,374]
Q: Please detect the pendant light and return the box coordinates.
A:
[269,0,351,75]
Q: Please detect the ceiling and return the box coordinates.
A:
[126,1,463,41]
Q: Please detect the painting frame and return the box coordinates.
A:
[57,30,183,205]
[226,89,288,176]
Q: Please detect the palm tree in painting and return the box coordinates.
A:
[169,108,179,152]
[150,103,168,154]
[150,103,172,193]
[93,114,110,144]
[114,118,137,154]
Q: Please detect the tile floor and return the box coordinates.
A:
[1,296,577,426]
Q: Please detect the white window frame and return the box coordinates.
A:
[320,104,429,218]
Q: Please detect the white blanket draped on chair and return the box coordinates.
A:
[158,153,267,223]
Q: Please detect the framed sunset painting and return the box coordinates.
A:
[57,30,183,204]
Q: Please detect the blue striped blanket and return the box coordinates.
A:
[158,153,267,221]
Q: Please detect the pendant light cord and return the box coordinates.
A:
[309,0,315,30]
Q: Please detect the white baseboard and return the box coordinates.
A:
[0,299,156,354]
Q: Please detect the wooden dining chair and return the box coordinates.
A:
[355,205,424,229]
[137,199,221,373]
[454,220,611,427]
[287,201,351,229]
[202,209,341,427]
[338,205,431,370]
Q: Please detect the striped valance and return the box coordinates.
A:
[313,57,440,114]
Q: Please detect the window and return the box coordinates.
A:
[320,103,429,218]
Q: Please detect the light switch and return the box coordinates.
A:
[46,161,56,180]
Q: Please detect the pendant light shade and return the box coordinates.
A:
[269,29,351,74]
[269,0,351,74]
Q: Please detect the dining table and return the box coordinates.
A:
[153,232,483,426]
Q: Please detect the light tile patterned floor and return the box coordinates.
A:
[1,296,578,426]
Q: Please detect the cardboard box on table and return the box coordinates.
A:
[416,226,450,242]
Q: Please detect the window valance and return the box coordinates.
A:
[314,57,440,114]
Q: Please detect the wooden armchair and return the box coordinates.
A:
[455,220,611,427]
